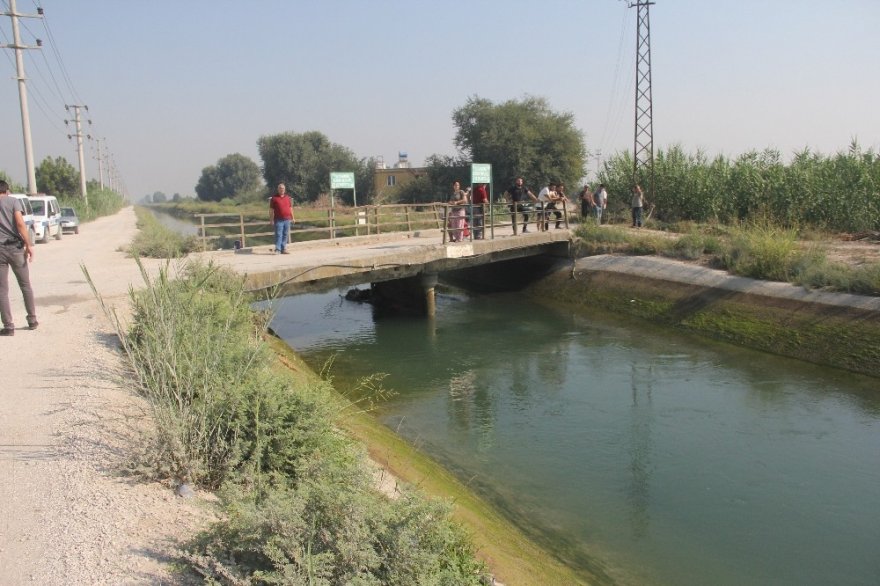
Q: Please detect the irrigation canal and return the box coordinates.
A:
[269,286,880,586]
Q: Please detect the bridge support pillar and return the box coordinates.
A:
[420,272,439,318]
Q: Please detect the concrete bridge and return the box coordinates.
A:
[199,226,574,315]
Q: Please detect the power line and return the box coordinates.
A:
[34,0,84,105]
[597,4,635,162]
[0,6,67,135]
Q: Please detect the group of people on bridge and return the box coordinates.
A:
[446,177,572,241]
[446,177,650,242]
[266,178,652,252]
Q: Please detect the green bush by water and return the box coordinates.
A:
[87,260,487,584]
[129,206,200,257]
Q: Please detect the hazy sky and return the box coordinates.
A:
[1,0,878,199]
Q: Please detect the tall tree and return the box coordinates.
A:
[35,156,79,197]
[0,171,24,192]
[452,96,587,190]
[195,153,263,202]
[257,131,374,204]
[394,154,470,203]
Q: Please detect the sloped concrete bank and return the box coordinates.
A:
[527,255,880,378]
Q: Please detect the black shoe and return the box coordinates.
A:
[555,222,562,229]
[522,226,529,233]
[0,328,13,336]
[27,319,38,330]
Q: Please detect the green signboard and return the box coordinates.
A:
[330,172,355,189]
[471,163,491,184]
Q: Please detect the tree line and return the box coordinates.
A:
[194,95,587,206]
[1,156,104,197]
[197,95,878,233]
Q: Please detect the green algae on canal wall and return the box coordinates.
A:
[528,262,880,379]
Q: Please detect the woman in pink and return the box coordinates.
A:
[447,181,470,242]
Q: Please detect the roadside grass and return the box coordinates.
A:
[59,187,125,223]
[129,206,200,257]
[84,259,491,585]
[574,219,880,295]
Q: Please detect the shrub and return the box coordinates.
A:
[130,206,200,257]
[720,219,800,281]
[87,259,489,583]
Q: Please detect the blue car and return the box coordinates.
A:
[60,206,80,235]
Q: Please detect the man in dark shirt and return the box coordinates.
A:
[0,181,37,335]
[504,177,538,233]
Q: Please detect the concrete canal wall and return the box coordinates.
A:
[526,255,880,378]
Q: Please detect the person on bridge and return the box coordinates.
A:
[547,182,568,229]
[505,177,538,233]
[269,183,294,254]
[471,183,489,239]
[0,180,37,336]
[447,181,470,242]
[537,182,557,231]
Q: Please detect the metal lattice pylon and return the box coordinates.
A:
[632,1,655,200]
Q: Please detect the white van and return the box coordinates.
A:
[30,194,62,242]
[9,193,36,245]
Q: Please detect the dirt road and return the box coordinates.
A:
[0,207,208,585]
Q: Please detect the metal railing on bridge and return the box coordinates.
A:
[194,201,572,250]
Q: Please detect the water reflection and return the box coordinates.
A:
[273,288,880,586]
[628,364,653,539]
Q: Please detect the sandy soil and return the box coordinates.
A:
[0,207,212,585]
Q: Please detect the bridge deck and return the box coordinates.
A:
[195,226,573,295]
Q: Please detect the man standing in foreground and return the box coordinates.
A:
[471,183,489,239]
[269,183,294,254]
[0,181,37,336]
[505,177,538,233]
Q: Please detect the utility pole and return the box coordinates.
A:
[630,0,655,201]
[93,137,105,190]
[107,155,116,193]
[65,104,89,205]
[2,0,43,195]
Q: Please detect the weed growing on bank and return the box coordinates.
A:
[573,219,880,295]
[129,206,200,257]
[85,260,488,584]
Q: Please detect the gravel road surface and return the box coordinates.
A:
[0,207,210,585]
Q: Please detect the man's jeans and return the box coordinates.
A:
[274,219,291,252]
[0,243,36,329]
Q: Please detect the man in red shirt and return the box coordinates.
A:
[471,183,489,239]
[269,183,294,254]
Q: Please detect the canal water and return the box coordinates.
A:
[268,287,880,586]
[144,208,199,236]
